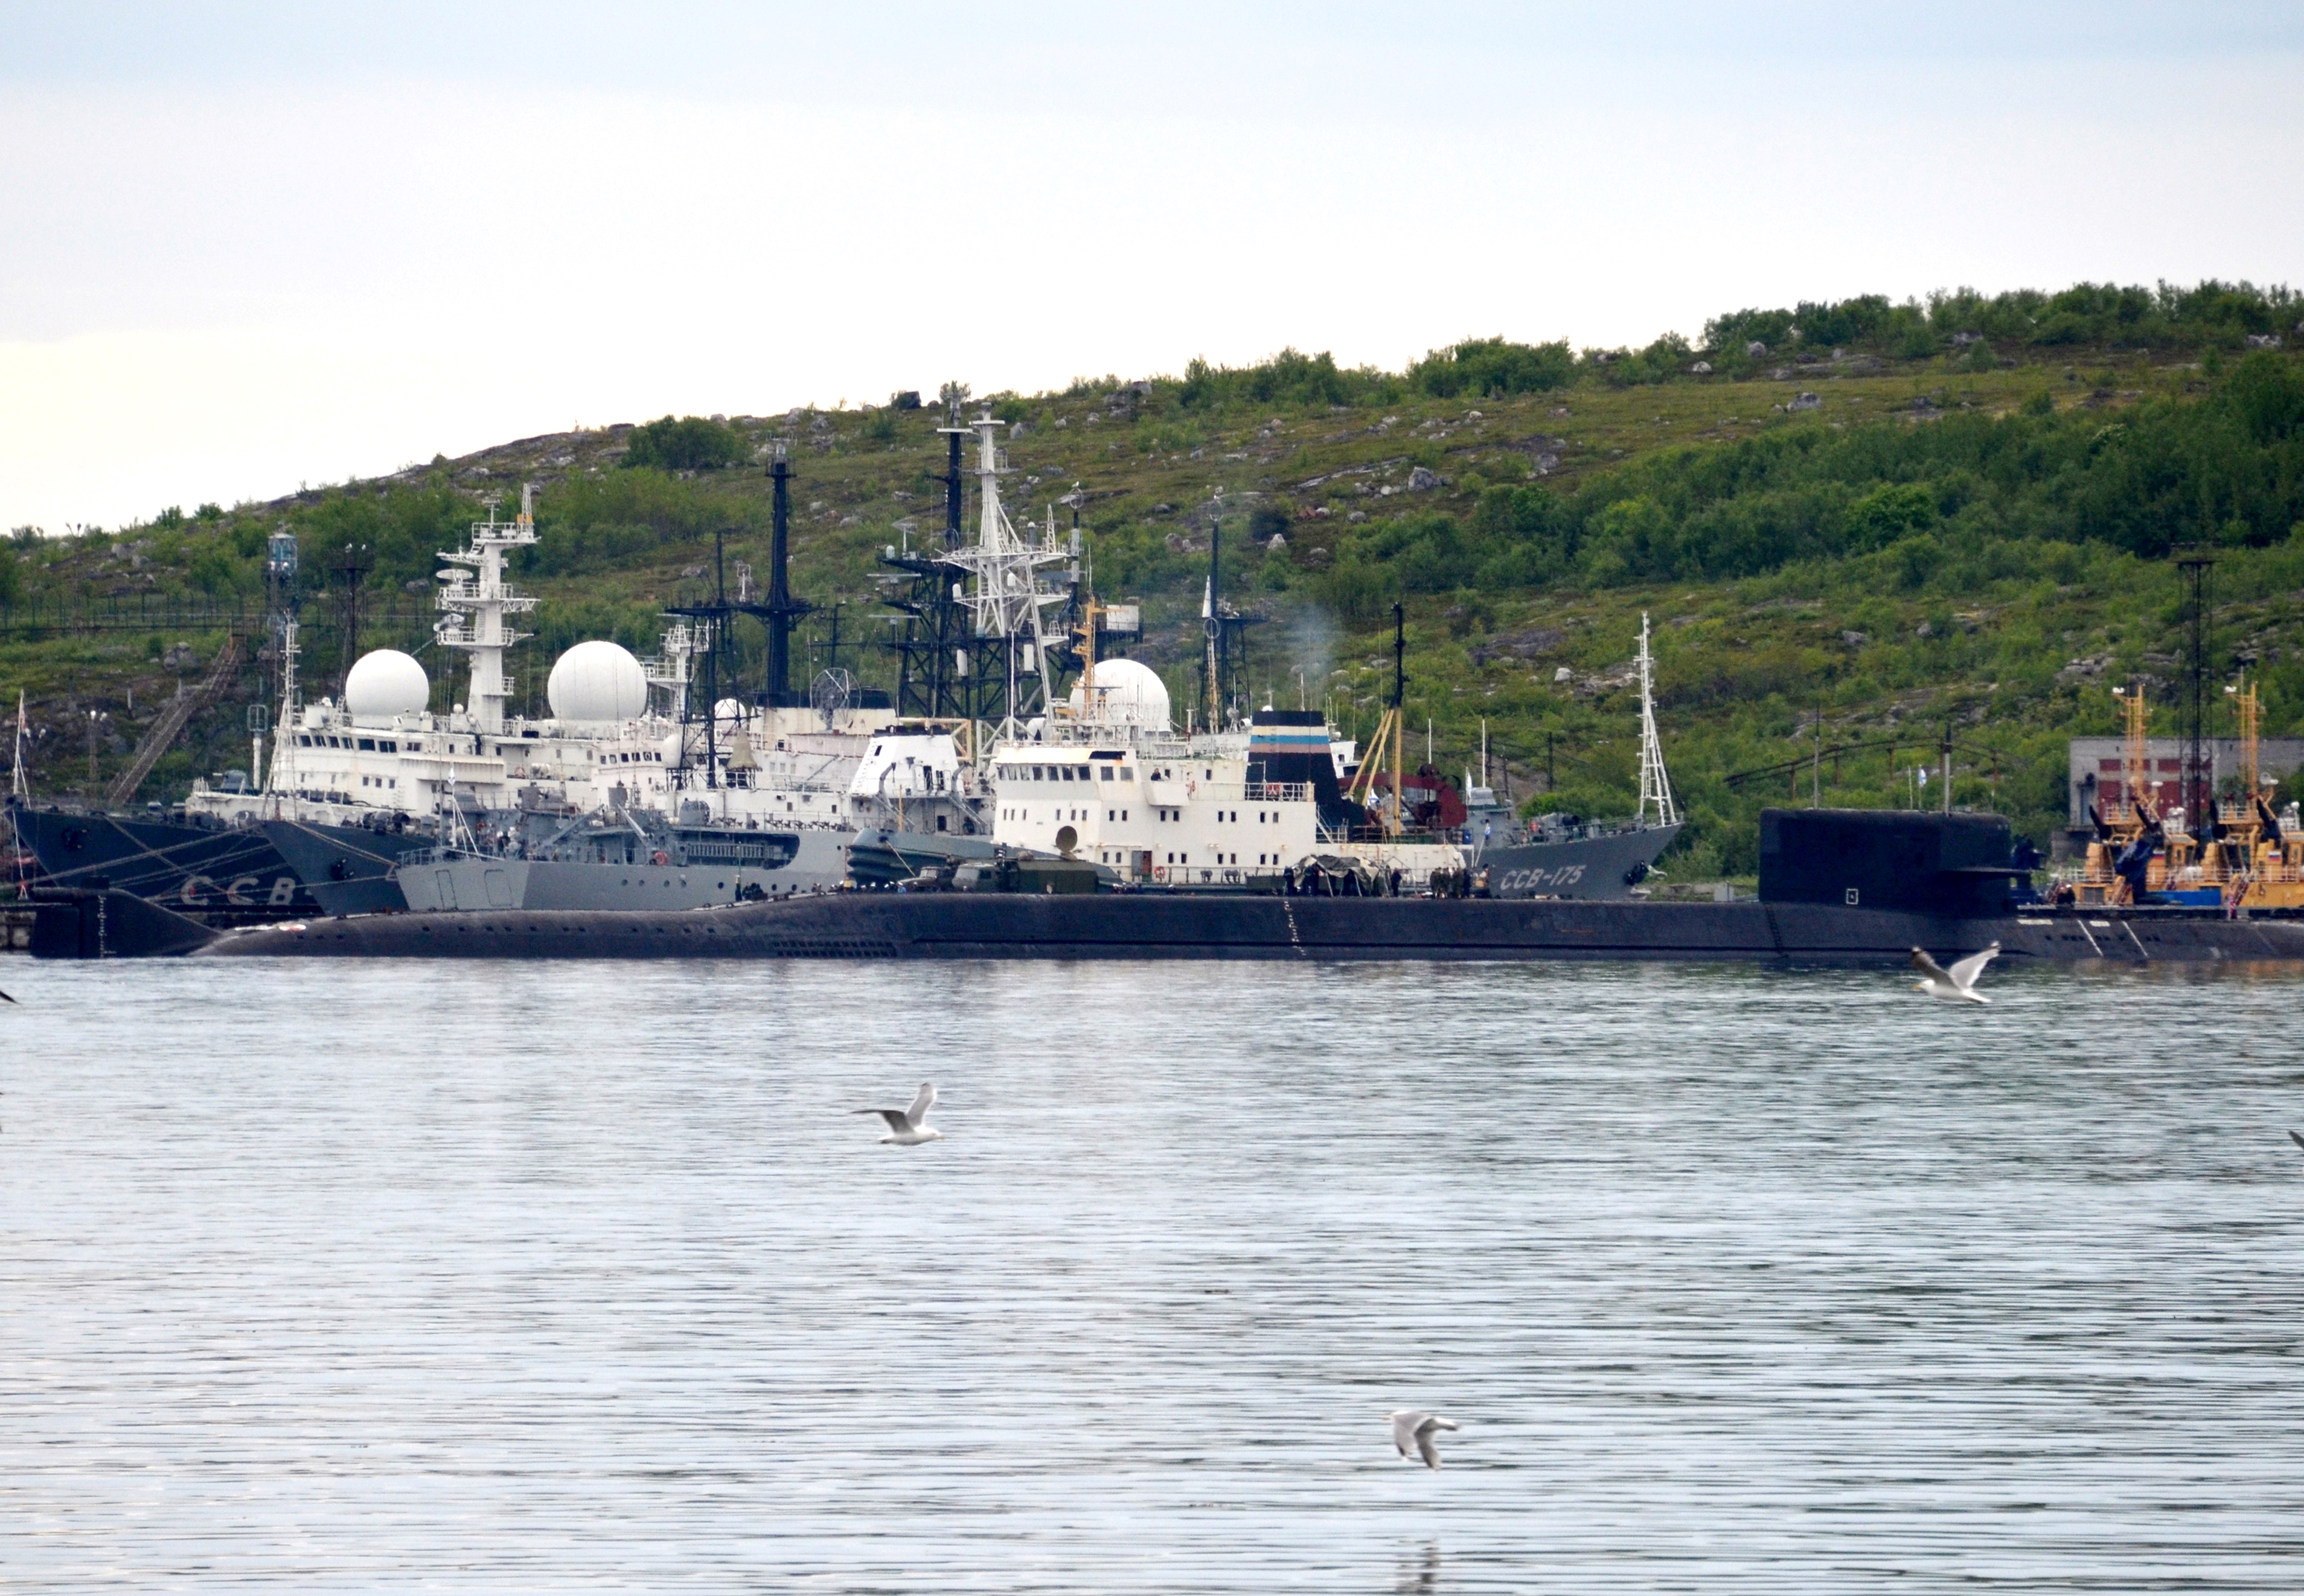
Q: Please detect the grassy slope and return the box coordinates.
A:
[5,341,2300,880]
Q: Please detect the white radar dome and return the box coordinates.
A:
[548,640,649,723]
[714,697,747,722]
[1067,657,1171,732]
[343,649,430,719]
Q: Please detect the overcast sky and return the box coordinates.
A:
[4,2,2299,534]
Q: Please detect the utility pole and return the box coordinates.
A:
[85,707,106,797]
[2177,552,2216,829]
[333,541,371,695]
[1812,698,1823,808]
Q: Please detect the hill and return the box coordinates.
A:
[7,278,2304,879]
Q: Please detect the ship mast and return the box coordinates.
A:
[2113,683,2148,823]
[946,413,1063,758]
[435,484,540,733]
[263,529,301,807]
[1634,611,1678,828]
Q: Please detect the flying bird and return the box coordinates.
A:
[1387,1410,1458,1470]
[853,1081,943,1146]
[1911,942,2000,1003]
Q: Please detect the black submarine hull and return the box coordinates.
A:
[127,892,2304,964]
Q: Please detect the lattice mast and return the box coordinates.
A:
[435,484,540,733]
[1635,612,1679,828]
[2233,675,2262,811]
[944,414,1064,756]
[2114,683,2149,823]
[263,530,301,800]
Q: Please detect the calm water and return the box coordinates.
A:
[4,957,2302,1592]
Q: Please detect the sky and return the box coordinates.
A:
[4,2,2300,534]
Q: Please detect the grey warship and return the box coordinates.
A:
[1466,613,1682,899]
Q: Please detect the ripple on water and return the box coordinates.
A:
[3,958,2302,1592]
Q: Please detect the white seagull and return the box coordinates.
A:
[1387,1410,1458,1470]
[853,1081,944,1146]
[1911,942,2000,1003]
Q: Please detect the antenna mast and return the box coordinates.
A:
[1634,611,1679,827]
[435,484,539,733]
[945,412,1063,757]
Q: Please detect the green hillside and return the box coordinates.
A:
[7,278,2304,880]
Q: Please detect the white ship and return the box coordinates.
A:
[187,486,909,838]
[874,411,1465,889]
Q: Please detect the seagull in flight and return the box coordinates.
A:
[853,1081,944,1146]
[1387,1410,1458,1470]
[1911,942,2000,1003]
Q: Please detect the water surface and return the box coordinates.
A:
[4,958,2301,1591]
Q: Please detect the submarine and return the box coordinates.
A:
[30,809,2304,965]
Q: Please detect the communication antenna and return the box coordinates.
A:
[1634,612,1678,828]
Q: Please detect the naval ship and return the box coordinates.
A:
[11,471,967,918]
[1462,613,1682,899]
[35,803,2304,965]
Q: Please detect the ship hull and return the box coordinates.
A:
[10,800,320,919]
[261,819,430,916]
[120,892,2304,965]
[392,830,854,912]
[1477,822,1682,899]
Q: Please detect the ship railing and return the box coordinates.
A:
[1245,781,1311,803]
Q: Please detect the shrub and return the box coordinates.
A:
[622,415,749,472]
[1846,482,1938,551]
[1178,348,1391,410]
[1410,337,1576,398]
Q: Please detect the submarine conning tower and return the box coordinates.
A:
[1760,808,2024,916]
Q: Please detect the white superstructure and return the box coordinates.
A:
[181,485,914,837]
[984,677,1463,889]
